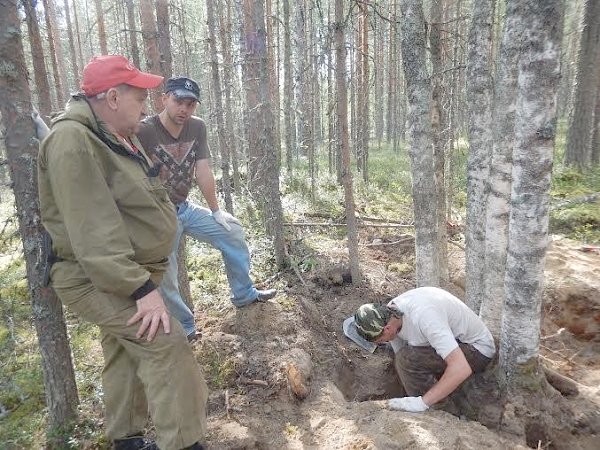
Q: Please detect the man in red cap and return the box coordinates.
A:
[37,55,207,450]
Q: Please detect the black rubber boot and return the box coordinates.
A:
[113,434,159,450]
[182,443,204,450]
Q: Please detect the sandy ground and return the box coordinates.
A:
[190,234,600,450]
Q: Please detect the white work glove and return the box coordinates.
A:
[31,108,50,141]
[388,396,429,413]
[212,209,241,232]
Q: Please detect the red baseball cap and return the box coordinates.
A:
[81,55,163,96]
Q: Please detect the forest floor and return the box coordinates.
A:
[186,226,600,450]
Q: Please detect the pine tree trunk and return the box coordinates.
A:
[565,0,600,170]
[177,238,193,311]
[241,0,286,268]
[206,0,233,213]
[592,73,600,165]
[218,0,240,193]
[386,4,396,144]
[464,0,494,312]
[155,0,173,79]
[63,0,80,88]
[22,0,53,117]
[282,0,295,173]
[359,2,369,182]
[139,0,163,111]
[94,0,108,54]
[0,0,79,438]
[480,0,524,336]
[266,0,282,166]
[430,0,449,283]
[43,0,68,104]
[72,0,85,68]
[126,0,141,67]
[335,0,361,284]
[500,0,564,388]
[399,0,439,286]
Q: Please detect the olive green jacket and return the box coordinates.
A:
[38,95,177,299]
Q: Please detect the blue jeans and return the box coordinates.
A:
[160,201,259,335]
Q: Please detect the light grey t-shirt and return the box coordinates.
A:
[388,287,496,359]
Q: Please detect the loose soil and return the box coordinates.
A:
[193,233,600,450]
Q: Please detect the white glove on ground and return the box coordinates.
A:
[212,209,241,232]
[388,396,429,413]
[31,108,50,141]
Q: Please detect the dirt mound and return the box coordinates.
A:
[196,234,600,449]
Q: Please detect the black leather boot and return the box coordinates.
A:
[113,434,158,450]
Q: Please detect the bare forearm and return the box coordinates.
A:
[422,349,472,406]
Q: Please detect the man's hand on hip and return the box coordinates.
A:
[388,396,429,413]
[127,289,171,341]
[212,209,241,232]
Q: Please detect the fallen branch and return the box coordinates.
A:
[363,237,414,247]
[551,192,600,210]
[448,240,465,251]
[239,377,269,387]
[284,222,414,228]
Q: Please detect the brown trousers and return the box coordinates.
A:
[394,343,491,397]
[54,278,208,450]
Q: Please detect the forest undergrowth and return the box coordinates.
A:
[0,139,599,448]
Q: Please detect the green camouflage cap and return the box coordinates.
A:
[354,303,391,341]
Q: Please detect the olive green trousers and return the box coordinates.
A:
[54,280,208,450]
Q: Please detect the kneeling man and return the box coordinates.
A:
[352,287,495,412]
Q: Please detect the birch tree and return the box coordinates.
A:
[500,0,564,387]
[480,0,524,336]
[464,0,494,312]
[399,0,439,286]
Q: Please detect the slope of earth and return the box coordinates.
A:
[193,232,600,450]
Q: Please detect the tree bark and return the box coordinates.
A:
[139,0,163,111]
[22,0,53,117]
[398,0,439,286]
[206,0,233,213]
[282,0,295,173]
[429,0,449,283]
[335,0,361,284]
[125,0,141,67]
[218,0,240,193]
[480,0,524,336]
[42,0,68,104]
[0,0,79,438]
[155,0,172,79]
[464,0,494,312]
[63,0,80,88]
[240,0,286,268]
[565,0,600,170]
[500,0,564,389]
[94,0,108,54]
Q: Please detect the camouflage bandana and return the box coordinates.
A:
[354,304,391,341]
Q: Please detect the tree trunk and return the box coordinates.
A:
[480,0,524,336]
[42,0,68,104]
[0,0,79,439]
[429,0,449,283]
[155,0,172,79]
[218,0,240,193]
[139,0,163,111]
[206,0,233,213]
[386,4,397,144]
[335,0,361,284]
[266,0,282,167]
[282,0,295,173]
[592,72,600,166]
[72,0,85,69]
[359,1,369,182]
[22,0,53,117]
[63,0,80,88]
[125,0,141,68]
[94,0,108,54]
[500,0,564,388]
[464,0,494,313]
[240,0,286,268]
[399,0,439,286]
[564,0,600,170]
[177,238,193,311]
